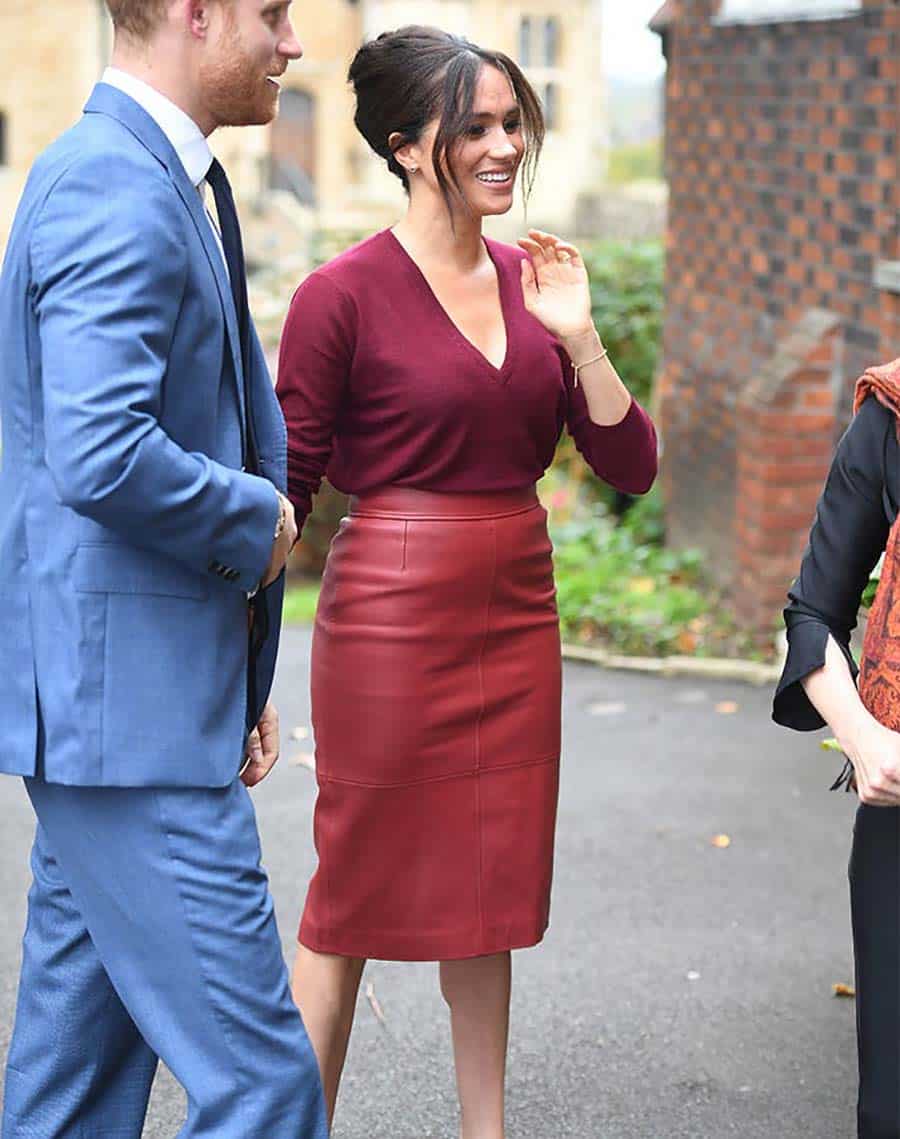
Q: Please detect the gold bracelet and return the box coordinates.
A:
[572,345,610,388]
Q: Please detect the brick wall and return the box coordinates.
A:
[652,0,900,641]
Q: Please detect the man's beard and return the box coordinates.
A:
[199,24,279,127]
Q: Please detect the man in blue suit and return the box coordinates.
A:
[0,1,327,1135]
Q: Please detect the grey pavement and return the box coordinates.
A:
[0,628,859,1138]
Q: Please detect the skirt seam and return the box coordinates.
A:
[315,753,559,790]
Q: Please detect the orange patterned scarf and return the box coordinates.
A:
[856,358,900,737]
[854,357,900,436]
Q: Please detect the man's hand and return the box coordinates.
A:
[260,493,298,589]
[241,701,280,788]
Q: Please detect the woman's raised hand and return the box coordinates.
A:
[517,229,594,342]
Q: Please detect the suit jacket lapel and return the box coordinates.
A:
[83,84,247,426]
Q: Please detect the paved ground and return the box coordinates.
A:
[0,628,861,1138]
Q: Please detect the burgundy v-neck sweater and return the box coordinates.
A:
[276,229,658,528]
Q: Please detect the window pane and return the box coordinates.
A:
[519,17,532,67]
[544,17,560,67]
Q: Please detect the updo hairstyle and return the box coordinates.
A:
[348,25,545,216]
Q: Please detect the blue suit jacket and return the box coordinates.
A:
[0,84,287,787]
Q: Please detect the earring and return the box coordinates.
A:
[408,165,418,174]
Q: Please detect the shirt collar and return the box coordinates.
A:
[102,67,214,187]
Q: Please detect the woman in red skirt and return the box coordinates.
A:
[276,26,658,1137]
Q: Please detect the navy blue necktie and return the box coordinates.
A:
[206,158,260,476]
[206,158,268,729]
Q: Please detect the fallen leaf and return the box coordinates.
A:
[715,701,739,715]
[630,577,656,596]
[676,630,698,654]
[366,982,387,1025]
[290,752,316,771]
[686,971,701,982]
[711,834,731,849]
[833,983,856,999]
[291,726,310,742]
[821,738,844,753]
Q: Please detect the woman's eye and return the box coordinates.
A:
[505,120,522,134]
[467,125,486,138]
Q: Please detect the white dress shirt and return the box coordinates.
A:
[101,67,228,270]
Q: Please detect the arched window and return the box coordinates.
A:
[518,17,532,67]
[269,89,317,206]
[543,17,560,67]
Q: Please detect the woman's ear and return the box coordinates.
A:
[389,132,421,176]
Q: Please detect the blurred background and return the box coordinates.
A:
[2,0,897,663]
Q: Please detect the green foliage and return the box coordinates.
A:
[309,229,370,269]
[552,239,664,509]
[607,139,663,186]
[549,489,710,656]
[580,239,664,412]
[282,580,321,625]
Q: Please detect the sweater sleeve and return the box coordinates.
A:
[558,346,658,495]
[275,272,356,529]
[772,396,892,730]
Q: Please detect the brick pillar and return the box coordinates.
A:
[875,262,900,359]
[734,310,842,639]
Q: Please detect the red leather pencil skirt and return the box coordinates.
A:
[299,486,562,961]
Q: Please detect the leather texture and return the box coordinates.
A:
[300,486,563,961]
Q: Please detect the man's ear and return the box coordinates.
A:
[185,0,211,39]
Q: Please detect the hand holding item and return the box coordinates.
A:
[241,701,280,788]
[805,634,900,807]
[260,492,298,588]
[841,715,900,806]
[516,228,594,342]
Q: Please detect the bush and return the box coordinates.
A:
[549,488,709,656]
[580,238,664,419]
[552,239,663,511]
[607,139,663,186]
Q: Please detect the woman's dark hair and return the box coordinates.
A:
[348,26,545,218]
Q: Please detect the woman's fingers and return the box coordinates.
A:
[856,753,900,805]
[554,242,584,266]
[525,229,583,268]
[527,228,558,249]
[517,236,548,270]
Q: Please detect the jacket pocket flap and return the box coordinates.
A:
[73,544,208,600]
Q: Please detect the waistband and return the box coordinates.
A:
[348,486,540,521]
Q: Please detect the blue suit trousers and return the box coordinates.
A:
[2,778,327,1138]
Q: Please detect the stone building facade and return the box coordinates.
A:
[0,0,111,249]
[651,0,899,637]
[0,0,608,250]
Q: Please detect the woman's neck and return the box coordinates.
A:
[392,194,487,275]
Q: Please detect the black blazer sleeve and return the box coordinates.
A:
[773,396,896,730]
